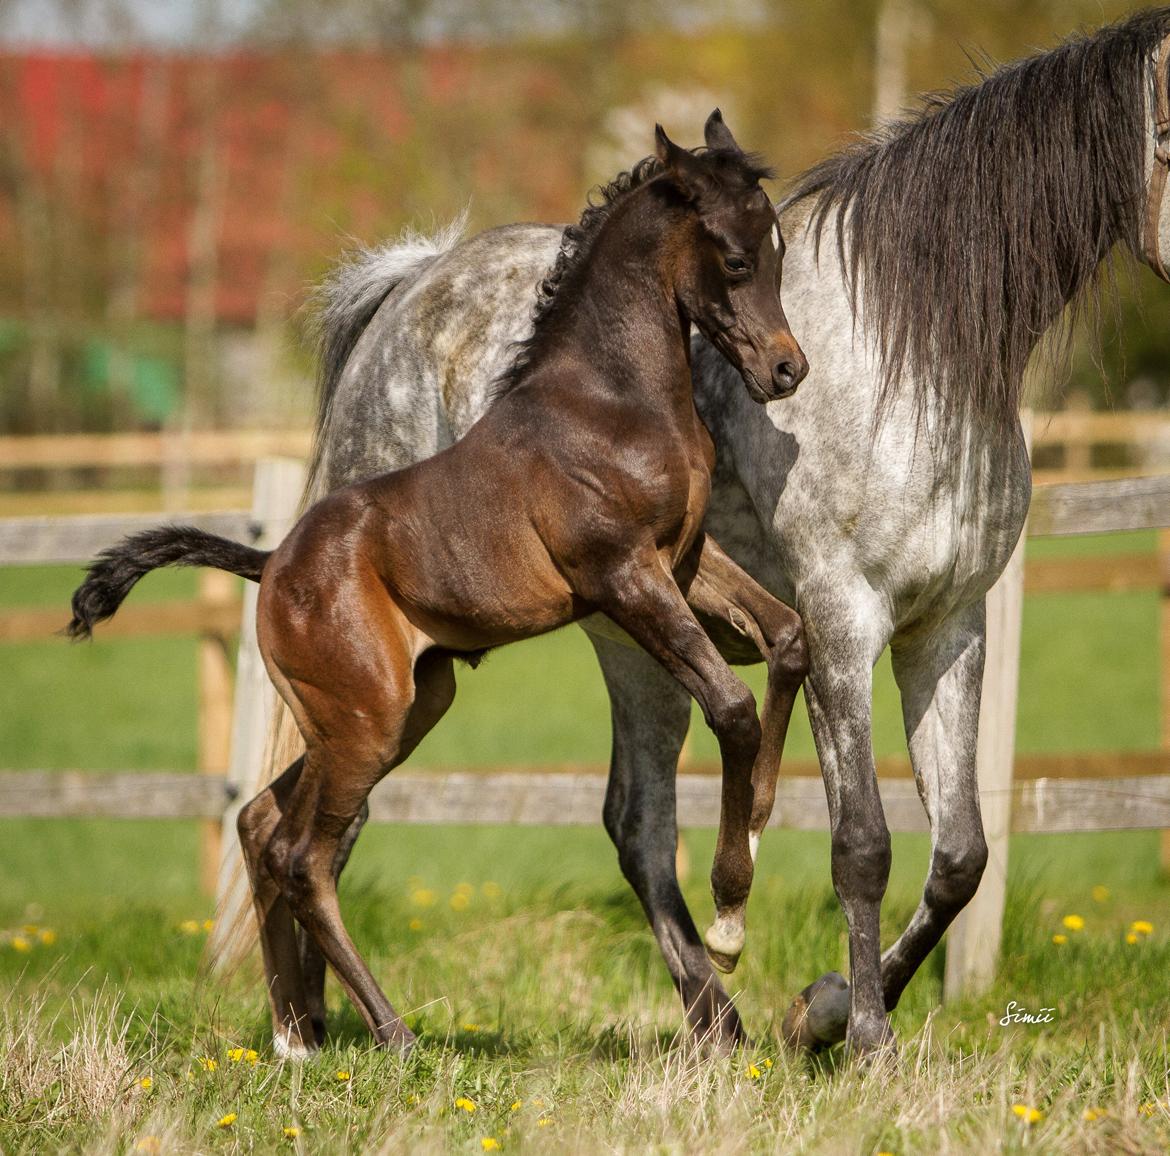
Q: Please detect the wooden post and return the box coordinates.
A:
[1159,529,1170,874]
[207,457,304,958]
[197,569,235,894]
[943,413,1032,1001]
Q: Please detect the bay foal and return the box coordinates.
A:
[69,115,808,1054]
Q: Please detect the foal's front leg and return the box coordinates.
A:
[679,535,807,974]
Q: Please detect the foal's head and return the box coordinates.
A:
[656,112,808,402]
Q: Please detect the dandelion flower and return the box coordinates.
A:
[335,1070,351,1082]
[1061,914,1085,932]
[21,923,38,935]
[1083,1107,1105,1121]
[510,1100,522,1112]
[227,1047,245,1063]
[1052,934,1068,945]
[38,929,56,946]
[455,882,475,897]
[462,1023,480,1033]
[537,1118,551,1128]
[245,1048,259,1064]
[763,1058,773,1069]
[746,1063,762,1079]
[1131,920,1154,936]
[1139,1101,1157,1116]
[455,1097,477,1113]
[409,918,424,932]
[283,1125,301,1138]
[1091,885,1110,903]
[11,936,30,953]
[411,888,436,908]
[217,1113,237,1128]
[450,893,470,912]
[407,1094,420,1105]
[138,1076,153,1090]
[1012,1104,1043,1124]
[179,919,201,935]
[202,918,214,932]
[199,1057,218,1072]
[1126,932,1140,944]
[134,1139,161,1154]
[481,1140,501,1152]
[482,881,502,899]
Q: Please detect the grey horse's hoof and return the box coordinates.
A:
[780,971,850,1051]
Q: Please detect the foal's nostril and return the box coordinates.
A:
[772,357,804,393]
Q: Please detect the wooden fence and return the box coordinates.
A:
[2,454,1170,1000]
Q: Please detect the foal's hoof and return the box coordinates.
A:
[780,971,850,1051]
[273,1032,319,1062]
[704,918,745,975]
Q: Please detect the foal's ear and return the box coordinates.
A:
[655,124,711,203]
[703,108,742,153]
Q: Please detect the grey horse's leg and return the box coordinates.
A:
[784,609,894,1060]
[880,603,988,1007]
[782,603,988,1053]
[588,630,746,1048]
[298,803,369,1045]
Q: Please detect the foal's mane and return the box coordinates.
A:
[784,6,1170,436]
[493,146,772,396]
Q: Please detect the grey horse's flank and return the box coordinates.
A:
[249,8,1170,1058]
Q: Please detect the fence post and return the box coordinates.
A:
[207,457,304,955]
[943,413,1032,1001]
[197,569,235,894]
[1159,529,1170,874]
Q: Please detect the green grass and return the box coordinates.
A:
[0,539,1168,1151]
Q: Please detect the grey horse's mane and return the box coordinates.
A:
[784,6,1170,435]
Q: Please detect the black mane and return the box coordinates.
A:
[493,146,773,396]
[784,7,1170,436]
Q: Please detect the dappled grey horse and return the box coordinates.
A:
[267,10,1170,1058]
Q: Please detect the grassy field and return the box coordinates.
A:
[1,535,1168,1152]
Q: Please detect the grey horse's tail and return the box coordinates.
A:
[304,211,469,503]
[205,213,468,979]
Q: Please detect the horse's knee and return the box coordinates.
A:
[237,790,277,861]
[925,834,987,914]
[709,684,760,756]
[831,825,892,905]
[770,614,809,683]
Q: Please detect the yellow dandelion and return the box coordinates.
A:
[38,929,56,946]
[763,1058,773,1069]
[455,882,475,897]
[202,919,215,932]
[1126,932,1140,945]
[510,1100,522,1112]
[134,1139,161,1154]
[1131,920,1154,936]
[21,923,38,935]
[407,1093,420,1105]
[217,1113,237,1128]
[11,936,30,953]
[179,919,200,935]
[450,892,470,912]
[227,1047,245,1063]
[409,918,424,931]
[283,1125,301,1138]
[1052,934,1068,945]
[482,881,502,899]
[335,1070,351,1082]
[462,1023,480,1033]
[481,1140,501,1152]
[537,1118,551,1128]
[1012,1104,1043,1124]
[1061,914,1085,932]
[454,1096,477,1113]
[533,1098,545,1108]
[1091,885,1110,903]
[138,1076,153,1090]
[747,1063,762,1079]
[411,888,436,908]
[199,1057,218,1072]
[1139,1101,1157,1117]
[1083,1107,1106,1121]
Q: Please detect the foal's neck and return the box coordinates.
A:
[556,192,696,406]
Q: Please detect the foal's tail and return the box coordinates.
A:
[67,526,269,640]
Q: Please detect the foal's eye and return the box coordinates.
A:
[724,256,749,275]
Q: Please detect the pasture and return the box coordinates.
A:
[1,532,1169,1153]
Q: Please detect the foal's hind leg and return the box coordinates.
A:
[681,535,807,974]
